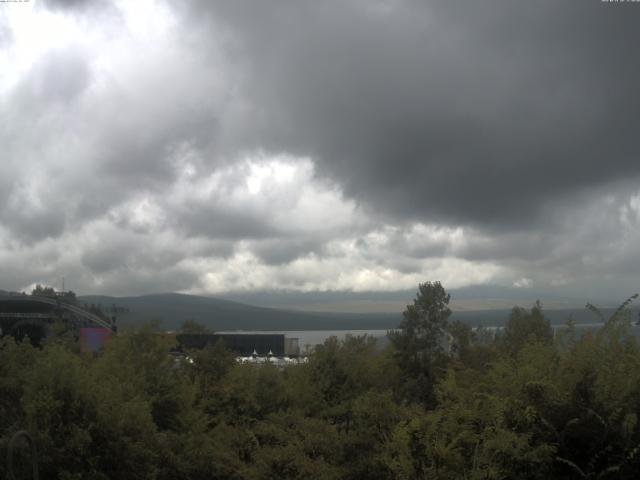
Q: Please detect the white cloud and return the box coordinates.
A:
[513,277,532,289]
[2,0,640,302]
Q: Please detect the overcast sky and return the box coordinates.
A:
[1,0,640,304]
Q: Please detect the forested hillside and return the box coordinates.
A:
[77,292,636,331]
[78,293,401,331]
[2,283,640,479]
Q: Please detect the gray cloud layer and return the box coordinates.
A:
[1,0,640,300]
[181,0,640,229]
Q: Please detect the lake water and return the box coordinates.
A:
[219,322,640,351]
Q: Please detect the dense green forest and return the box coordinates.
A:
[2,282,640,479]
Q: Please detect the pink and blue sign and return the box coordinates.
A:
[80,327,111,353]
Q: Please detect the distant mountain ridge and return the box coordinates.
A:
[76,292,638,331]
[1,288,632,331]
[77,292,402,331]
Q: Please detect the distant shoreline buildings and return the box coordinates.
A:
[175,332,300,357]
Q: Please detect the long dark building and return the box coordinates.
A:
[176,333,299,356]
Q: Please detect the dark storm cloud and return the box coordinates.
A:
[250,237,325,265]
[178,0,640,230]
[173,205,278,240]
[455,231,555,263]
[0,208,67,244]
[81,236,184,274]
[4,0,640,298]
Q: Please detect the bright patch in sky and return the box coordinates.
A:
[2,0,640,303]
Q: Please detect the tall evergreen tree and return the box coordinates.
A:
[388,281,452,406]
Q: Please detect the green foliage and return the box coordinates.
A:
[502,300,554,355]
[391,281,452,356]
[179,319,212,334]
[250,412,343,480]
[31,284,56,297]
[389,281,452,406]
[190,339,236,407]
[3,288,640,479]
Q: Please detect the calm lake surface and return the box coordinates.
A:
[219,323,640,351]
